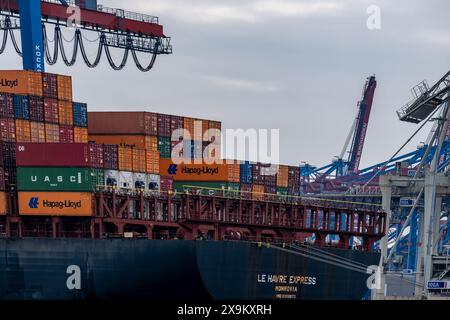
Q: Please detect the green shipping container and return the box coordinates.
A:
[158,137,171,158]
[174,182,240,198]
[17,167,103,192]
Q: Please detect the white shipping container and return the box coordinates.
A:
[133,173,147,190]
[147,174,160,191]
[119,171,133,189]
[104,170,119,187]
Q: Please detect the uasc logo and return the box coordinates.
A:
[0,78,18,88]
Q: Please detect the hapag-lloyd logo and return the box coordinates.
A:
[0,79,18,88]
[182,166,219,176]
[43,200,82,210]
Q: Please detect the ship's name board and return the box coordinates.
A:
[257,274,316,285]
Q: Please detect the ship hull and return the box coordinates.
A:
[0,239,379,300]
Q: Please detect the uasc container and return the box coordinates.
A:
[18,192,93,216]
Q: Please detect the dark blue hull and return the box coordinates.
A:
[0,239,379,300]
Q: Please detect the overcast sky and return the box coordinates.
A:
[1,0,448,168]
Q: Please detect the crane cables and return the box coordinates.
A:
[267,242,424,289]
[41,24,161,72]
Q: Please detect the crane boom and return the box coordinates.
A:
[346,76,377,174]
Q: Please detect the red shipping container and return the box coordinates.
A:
[147,112,158,136]
[0,93,14,118]
[0,118,16,142]
[1,142,16,167]
[44,98,59,123]
[103,144,118,170]
[16,143,91,167]
[160,176,173,192]
[42,73,58,99]
[157,114,172,137]
[170,116,184,136]
[89,142,104,168]
[88,112,157,136]
[59,125,74,143]
[29,96,45,122]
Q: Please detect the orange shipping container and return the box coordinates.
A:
[183,117,195,139]
[146,150,160,174]
[15,119,31,143]
[0,192,8,215]
[132,148,146,173]
[226,161,241,183]
[276,165,289,188]
[0,70,43,96]
[45,123,60,143]
[160,159,231,182]
[88,135,158,151]
[118,146,133,171]
[30,122,46,142]
[252,185,265,201]
[18,192,93,216]
[58,100,73,125]
[57,75,73,101]
[74,127,88,143]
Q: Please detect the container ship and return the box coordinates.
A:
[0,69,386,300]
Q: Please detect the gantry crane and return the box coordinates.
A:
[0,0,172,72]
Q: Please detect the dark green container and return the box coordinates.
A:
[277,187,289,202]
[174,182,240,198]
[17,167,103,192]
[158,137,171,158]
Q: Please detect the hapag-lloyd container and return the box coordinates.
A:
[18,192,93,216]
[159,159,230,182]
[17,167,97,192]
[0,70,43,96]
[16,143,92,167]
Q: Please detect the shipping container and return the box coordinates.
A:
[15,119,31,143]
[57,74,73,101]
[0,118,16,142]
[118,171,133,189]
[88,112,157,136]
[288,166,301,189]
[145,150,159,174]
[13,95,29,119]
[74,127,88,143]
[184,117,195,139]
[104,170,119,187]
[147,174,160,191]
[240,161,253,184]
[203,141,221,160]
[191,140,203,159]
[17,167,100,192]
[88,143,104,168]
[276,165,289,188]
[45,123,60,143]
[4,166,17,190]
[59,125,74,143]
[42,73,58,99]
[0,192,8,214]
[193,119,203,141]
[88,135,158,151]
[240,183,252,200]
[91,168,105,189]
[0,70,43,96]
[75,0,97,10]
[58,100,73,125]
[133,172,147,189]
[16,143,92,167]
[160,176,173,192]
[132,148,146,173]
[29,95,45,122]
[226,161,240,183]
[43,98,59,123]
[158,136,171,158]
[252,185,265,201]
[0,93,14,118]
[170,115,184,136]
[1,142,16,167]
[0,168,5,191]
[160,159,232,182]
[30,122,46,143]
[73,102,88,127]
[103,144,118,170]
[18,192,93,216]
[157,113,172,137]
[118,146,133,171]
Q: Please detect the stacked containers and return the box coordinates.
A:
[15,143,102,216]
[288,166,301,196]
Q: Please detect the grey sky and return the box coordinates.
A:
[0,0,448,168]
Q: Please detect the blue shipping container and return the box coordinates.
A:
[240,161,253,184]
[13,95,29,119]
[73,102,88,127]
